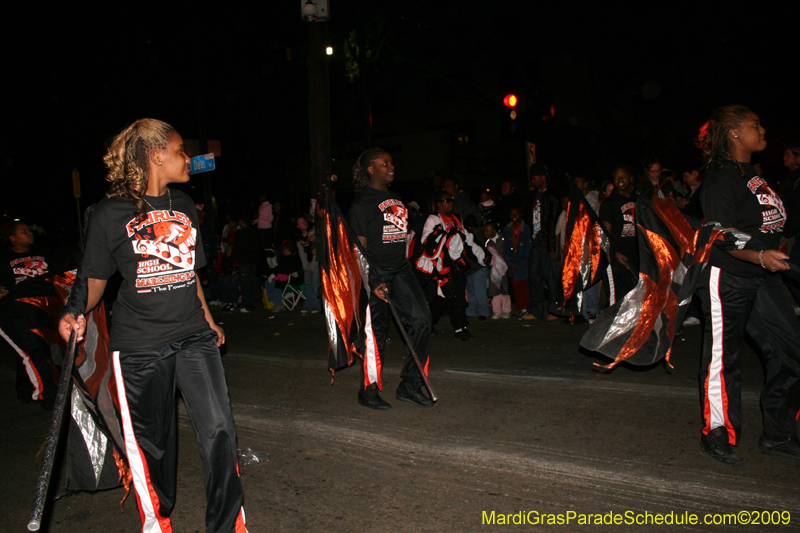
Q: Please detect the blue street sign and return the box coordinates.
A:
[190,153,216,174]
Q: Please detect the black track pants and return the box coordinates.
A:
[113,329,247,533]
[361,263,431,390]
[697,266,800,445]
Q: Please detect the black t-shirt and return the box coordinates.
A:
[80,190,209,350]
[0,245,49,289]
[700,161,786,278]
[599,191,639,261]
[348,186,408,270]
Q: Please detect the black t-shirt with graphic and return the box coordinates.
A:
[80,190,208,351]
[348,186,408,271]
[0,245,50,289]
[700,161,786,278]
[599,191,639,262]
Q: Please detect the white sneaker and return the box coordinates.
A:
[240,308,251,314]
[500,312,511,319]
[492,313,501,320]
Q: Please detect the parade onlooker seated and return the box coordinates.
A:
[264,240,304,312]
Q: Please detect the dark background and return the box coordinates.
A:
[3,1,798,247]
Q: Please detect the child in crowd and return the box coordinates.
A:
[501,207,531,315]
[484,221,510,318]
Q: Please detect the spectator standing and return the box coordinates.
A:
[484,221,511,318]
[232,216,263,313]
[521,164,560,321]
[501,207,530,315]
[296,214,321,314]
[255,194,274,250]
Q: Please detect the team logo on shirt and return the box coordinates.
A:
[125,210,198,292]
[10,256,48,284]
[621,202,636,237]
[378,199,408,243]
[746,177,786,233]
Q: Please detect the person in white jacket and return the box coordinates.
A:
[416,190,485,341]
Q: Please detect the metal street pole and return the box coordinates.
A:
[307,17,331,194]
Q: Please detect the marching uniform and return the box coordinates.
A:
[78,190,247,533]
[698,161,800,446]
[0,245,58,404]
[348,185,431,391]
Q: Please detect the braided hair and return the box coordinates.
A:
[696,105,752,175]
[104,118,176,221]
[352,147,388,193]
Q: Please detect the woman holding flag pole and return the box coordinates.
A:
[347,148,435,410]
[59,119,248,532]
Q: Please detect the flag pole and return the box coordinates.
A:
[27,330,77,532]
[385,297,438,402]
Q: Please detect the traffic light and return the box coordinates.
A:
[503,94,518,120]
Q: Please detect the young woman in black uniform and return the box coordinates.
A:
[59,119,248,532]
[696,105,800,465]
[348,148,434,410]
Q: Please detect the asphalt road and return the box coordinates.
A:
[2,306,799,532]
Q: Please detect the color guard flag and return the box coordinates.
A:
[580,193,748,369]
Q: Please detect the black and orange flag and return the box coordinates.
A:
[0,271,124,492]
[561,181,613,314]
[320,188,375,374]
[580,193,747,369]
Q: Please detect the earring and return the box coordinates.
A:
[734,135,739,139]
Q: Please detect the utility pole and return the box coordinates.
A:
[303,0,331,194]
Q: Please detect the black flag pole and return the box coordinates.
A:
[385,297,438,402]
[27,329,78,532]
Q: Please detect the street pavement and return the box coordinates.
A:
[1,305,799,532]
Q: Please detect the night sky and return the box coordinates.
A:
[3,1,797,246]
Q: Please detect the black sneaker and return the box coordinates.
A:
[700,427,745,465]
[454,328,474,341]
[357,384,392,410]
[395,379,434,407]
[758,435,800,460]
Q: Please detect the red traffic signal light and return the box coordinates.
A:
[503,94,518,108]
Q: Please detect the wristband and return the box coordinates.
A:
[759,250,765,269]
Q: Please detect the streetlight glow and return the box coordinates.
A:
[326,46,333,55]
